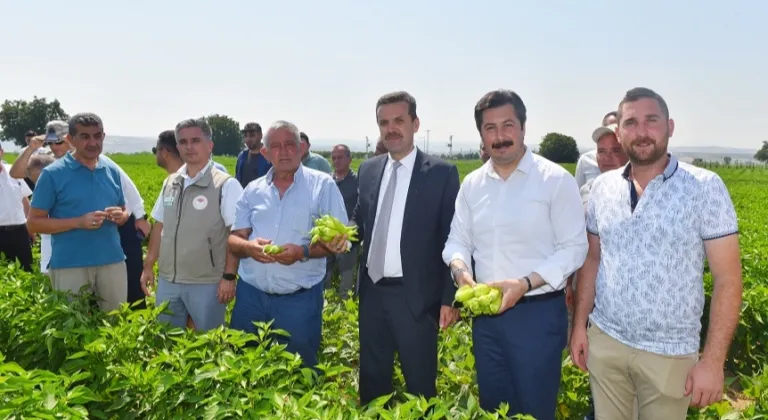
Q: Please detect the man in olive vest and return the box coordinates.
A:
[140,118,244,331]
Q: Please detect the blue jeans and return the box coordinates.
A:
[155,278,226,332]
[229,280,324,366]
[472,291,568,420]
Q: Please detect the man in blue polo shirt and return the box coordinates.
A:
[27,113,129,312]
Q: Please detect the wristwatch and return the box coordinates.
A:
[223,273,237,281]
[300,244,310,262]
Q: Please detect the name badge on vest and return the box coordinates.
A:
[164,184,180,207]
[193,195,208,210]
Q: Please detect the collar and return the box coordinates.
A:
[334,168,356,181]
[621,153,679,182]
[386,146,417,172]
[178,160,214,185]
[265,163,305,186]
[62,152,106,171]
[485,146,534,179]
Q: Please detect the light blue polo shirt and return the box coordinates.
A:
[30,152,126,269]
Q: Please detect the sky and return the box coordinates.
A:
[1,0,766,153]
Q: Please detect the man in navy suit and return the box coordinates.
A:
[352,91,461,405]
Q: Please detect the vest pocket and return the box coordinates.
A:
[208,237,216,267]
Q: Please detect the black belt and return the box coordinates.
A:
[375,277,403,286]
[0,224,25,232]
[264,287,311,297]
[519,289,564,304]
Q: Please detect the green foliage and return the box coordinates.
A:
[1,155,766,419]
[537,133,581,163]
[206,114,243,156]
[0,96,69,147]
[755,141,768,163]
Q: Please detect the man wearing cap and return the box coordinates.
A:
[9,122,72,190]
[574,112,618,189]
[0,142,34,272]
[27,113,130,311]
[235,122,272,188]
[299,132,332,174]
[141,118,244,332]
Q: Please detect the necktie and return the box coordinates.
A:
[367,161,402,283]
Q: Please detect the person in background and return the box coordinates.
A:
[151,130,196,329]
[25,153,55,274]
[443,89,587,420]
[574,111,618,189]
[374,138,387,156]
[10,122,73,188]
[353,91,460,405]
[479,142,490,163]
[324,144,359,297]
[571,87,743,419]
[27,113,129,312]
[227,120,349,367]
[299,132,332,173]
[141,119,243,332]
[235,122,272,188]
[0,142,34,272]
[19,130,38,190]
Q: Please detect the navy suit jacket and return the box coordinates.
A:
[352,148,460,320]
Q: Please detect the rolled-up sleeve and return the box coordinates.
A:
[118,167,145,218]
[441,182,474,272]
[533,175,589,289]
[319,178,349,225]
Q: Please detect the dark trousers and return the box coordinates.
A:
[229,280,324,366]
[358,277,438,406]
[0,224,33,272]
[118,215,145,309]
[472,291,568,420]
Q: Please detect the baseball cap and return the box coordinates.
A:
[591,124,618,143]
[44,120,68,143]
[241,122,262,133]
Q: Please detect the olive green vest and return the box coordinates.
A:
[157,166,231,284]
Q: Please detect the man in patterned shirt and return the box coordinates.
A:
[570,87,743,419]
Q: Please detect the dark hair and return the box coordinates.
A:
[376,91,418,121]
[474,89,527,132]
[68,112,103,136]
[157,130,179,155]
[25,130,36,137]
[617,87,669,121]
[299,132,309,143]
[333,144,351,157]
[603,111,618,121]
[242,122,262,133]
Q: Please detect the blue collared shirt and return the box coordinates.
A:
[233,164,349,294]
[30,152,126,269]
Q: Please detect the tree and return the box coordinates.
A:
[0,97,69,147]
[537,132,580,163]
[723,156,732,166]
[755,141,768,163]
[205,114,242,156]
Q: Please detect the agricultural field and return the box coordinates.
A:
[0,153,766,419]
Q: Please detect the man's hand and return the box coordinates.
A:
[135,218,151,237]
[79,211,106,230]
[488,278,528,313]
[29,135,44,151]
[453,269,476,288]
[248,238,277,263]
[439,305,460,330]
[217,279,236,304]
[140,266,155,296]
[273,244,303,266]
[104,206,129,226]
[319,233,349,254]
[569,325,589,372]
[685,358,725,408]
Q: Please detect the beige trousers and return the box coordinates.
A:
[50,261,127,312]
[587,322,698,420]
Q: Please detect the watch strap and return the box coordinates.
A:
[223,273,237,281]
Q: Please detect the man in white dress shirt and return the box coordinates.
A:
[0,143,34,272]
[442,89,588,420]
[574,112,618,189]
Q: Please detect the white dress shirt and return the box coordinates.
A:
[151,160,243,226]
[101,155,146,219]
[366,147,418,278]
[442,149,588,295]
[574,150,599,189]
[0,162,32,226]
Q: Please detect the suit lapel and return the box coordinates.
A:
[367,156,388,235]
[402,149,428,237]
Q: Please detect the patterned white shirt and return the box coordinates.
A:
[586,155,739,355]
